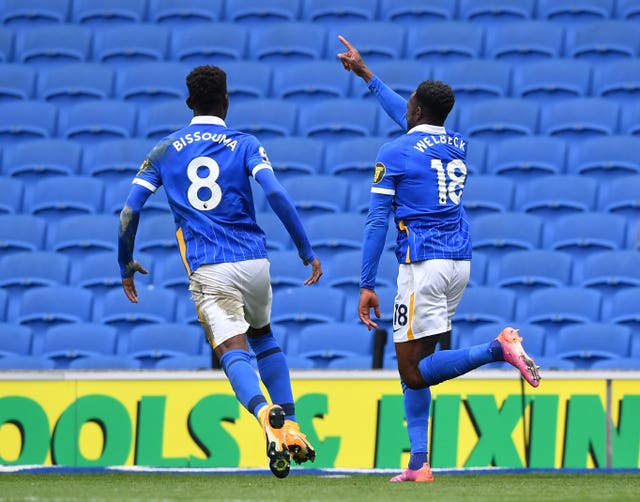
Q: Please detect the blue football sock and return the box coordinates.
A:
[220,349,267,419]
[248,332,296,421]
[418,342,497,387]
[401,380,431,470]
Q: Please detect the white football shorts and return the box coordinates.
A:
[392,259,470,343]
[189,258,272,348]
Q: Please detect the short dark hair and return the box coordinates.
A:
[186,65,227,113]
[414,80,455,125]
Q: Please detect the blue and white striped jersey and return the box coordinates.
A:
[134,115,271,273]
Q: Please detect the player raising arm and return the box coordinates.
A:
[118,65,321,478]
[337,36,540,483]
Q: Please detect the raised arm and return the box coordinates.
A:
[337,35,408,130]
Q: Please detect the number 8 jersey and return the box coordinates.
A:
[133,115,271,272]
[371,123,472,263]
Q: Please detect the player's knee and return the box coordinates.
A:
[399,367,427,390]
[247,324,271,338]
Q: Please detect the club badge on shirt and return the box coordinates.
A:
[373,162,386,184]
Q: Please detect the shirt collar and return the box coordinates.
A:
[408,123,446,135]
[190,115,227,127]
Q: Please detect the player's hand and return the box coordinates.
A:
[337,35,374,82]
[358,288,380,331]
[302,257,322,285]
[121,260,148,303]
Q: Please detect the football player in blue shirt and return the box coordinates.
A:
[338,36,540,482]
[118,65,321,478]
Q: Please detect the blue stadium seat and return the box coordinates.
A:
[537,0,614,24]
[469,252,488,287]
[483,21,564,62]
[58,100,137,143]
[248,22,326,63]
[0,355,55,369]
[590,358,640,370]
[293,322,373,369]
[379,0,456,24]
[41,323,118,367]
[458,0,535,23]
[114,62,189,105]
[470,212,543,259]
[0,251,71,319]
[104,178,170,217]
[324,249,396,297]
[71,0,146,25]
[148,0,223,25]
[0,214,46,255]
[285,355,316,369]
[516,175,598,218]
[326,22,406,63]
[268,250,316,292]
[81,138,155,181]
[376,111,406,139]
[354,60,430,100]
[538,98,620,141]
[0,64,36,101]
[98,287,177,351]
[405,21,484,63]
[175,291,199,326]
[280,175,350,221]
[272,61,351,104]
[511,59,592,102]
[301,0,377,24]
[304,212,366,260]
[523,287,602,344]
[155,254,189,292]
[169,22,249,65]
[348,178,374,214]
[461,175,514,218]
[261,137,324,181]
[36,63,114,106]
[597,175,640,221]
[0,26,13,62]
[616,0,640,20]
[323,136,389,183]
[564,21,640,61]
[554,323,631,368]
[465,139,487,175]
[136,99,191,140]
[592,59,640,104]
[2,138,81,180]
[457,98,539,143]
[67,354,142,369]
[136,214,179,262]
[0,289,6,321]
[0,177,24,213]
[154,354,212,370]
[25,176,104,222]
[452,287,517,344]
[327,355,373,369]
[0,0,70,26]
[297,98,377,142]
[544,212,627,265]
[255,211,293,251]
[0,323,32,357]
[608,289,640,339]
[223,61,272,102]
[535,356,578,370]
[127,323,202,368]
[620,101,640,135]
[225,0,300,24]
[566,136,640,179]
[48,214,119,260]
[342,285,396,334]
[0,101,58,145]
[13,24,91,66]
[271,286,345,336]
[433,60,512,105]
[226,99,297,141]
[15,286,94,350]
[92,24,170,65]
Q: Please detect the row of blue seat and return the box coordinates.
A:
[1,98,640,147]
[2,0,639,28]
[2,19,640,66]
[1,173,639,220]
[2,58,640,107]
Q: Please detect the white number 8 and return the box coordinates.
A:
[187,156,222,211]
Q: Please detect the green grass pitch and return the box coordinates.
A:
[0,473,639,502]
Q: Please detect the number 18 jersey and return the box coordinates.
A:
[372,123,472,263]
[133,115,271,273]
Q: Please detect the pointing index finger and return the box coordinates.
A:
[338,35,354,51]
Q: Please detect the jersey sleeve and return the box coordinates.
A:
[132,142,165,193]
[368,75,408,130]
[245,135,274,178]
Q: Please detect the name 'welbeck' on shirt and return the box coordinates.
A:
[172,130,238,152]
[413,134,466,154]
